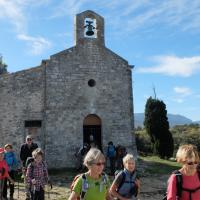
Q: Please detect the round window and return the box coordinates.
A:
[88,79,96,87]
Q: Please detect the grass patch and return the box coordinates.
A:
[139,156,181,175]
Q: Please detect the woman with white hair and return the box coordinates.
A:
[69,148,111,200]
[110,154,140,200]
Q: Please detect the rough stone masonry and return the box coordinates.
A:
[0,10,137,168]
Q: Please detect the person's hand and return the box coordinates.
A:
[22,167,26,173]
[32,179,36,185]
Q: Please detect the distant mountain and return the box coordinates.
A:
[193,121,200,124]
[134,113,195,128]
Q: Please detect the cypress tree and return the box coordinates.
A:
[144,97,174,158]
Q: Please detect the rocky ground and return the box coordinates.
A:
[11,175,167,200]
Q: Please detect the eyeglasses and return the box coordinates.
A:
[27,138,32,141]
[185,161,198,165]
[93,162,105,166]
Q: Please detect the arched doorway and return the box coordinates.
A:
[83,114,102,149]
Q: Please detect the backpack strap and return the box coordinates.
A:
[198,170,200,181]
[172,170,200,200]
[163,170,182,200]
[117,170,126,191]
[100,172,108,192]
[28,162,34,180]
[80,172,108,199]
[182,186,200,200]
[173,170,182,197]
[181,171,200,200]
[80,173,88,200]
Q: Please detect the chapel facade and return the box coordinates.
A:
[0,10,137,168]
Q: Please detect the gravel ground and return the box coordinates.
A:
[10,161,170,200]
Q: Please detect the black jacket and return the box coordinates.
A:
[20,143,38,167]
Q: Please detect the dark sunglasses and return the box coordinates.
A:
[186,161,198,165]
[93,162,105,166]
[27,138,32,141]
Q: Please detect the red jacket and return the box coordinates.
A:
[0,160,9,179]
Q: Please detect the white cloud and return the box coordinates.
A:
[123,0,200,33]
[0,0,26,32]
[51,0,200,34]
[17,34,52,55]
[136,55,200,77]
[0,0,52,55]
[174,87,192,96]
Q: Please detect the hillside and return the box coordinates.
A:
[134,113,196,127]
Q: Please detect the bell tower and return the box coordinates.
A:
[74,10,105,46]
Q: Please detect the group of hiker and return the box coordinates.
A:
[69,148,140,200]
[0,135,49,200]
[75,141,127,175]
[70,143,200,200]
[1,135,200,200]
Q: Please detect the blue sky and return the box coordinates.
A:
[1,0,200,121]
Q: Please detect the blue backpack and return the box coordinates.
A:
[4,152,17,169]
[107,145,116,158]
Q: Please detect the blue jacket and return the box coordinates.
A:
[4,151,18,171]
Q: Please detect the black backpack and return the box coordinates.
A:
[163,170,200,200]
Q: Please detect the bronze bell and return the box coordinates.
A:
[85,21,95,36]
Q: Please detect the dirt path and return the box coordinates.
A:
[11,174,168,200]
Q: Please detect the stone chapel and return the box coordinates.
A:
[0,10,137,168]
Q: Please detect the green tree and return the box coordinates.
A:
[144,97,174,158]
[0,55,8,74]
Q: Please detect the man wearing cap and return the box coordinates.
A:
[0,148,14,200]
[20,135,38,200]
[20,135,38,168]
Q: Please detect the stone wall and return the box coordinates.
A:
[0,66,44,155]
[44,39,136,168]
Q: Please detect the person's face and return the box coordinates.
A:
[90,159,105,175]
[124,159,135,172]
[5,146,12,152]
[26,137,33,145]
[0,153,4,161]
[183,157,198,170]
[35,154,43,164]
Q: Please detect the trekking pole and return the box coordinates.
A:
[17,169,20,199]
[47,181,53,199]
[18,178,19,199]
[32,184,36,200]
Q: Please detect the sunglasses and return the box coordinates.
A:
[27,138,32,141]
[93,162,105,166]
[185,161,198,165]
